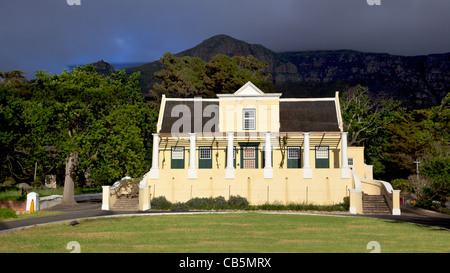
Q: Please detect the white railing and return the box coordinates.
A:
[349,170,401,215]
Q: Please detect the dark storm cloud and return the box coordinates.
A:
[1,0,449,77]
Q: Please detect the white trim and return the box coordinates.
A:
[156,95,166,133]
[165,98,219,102]
[280,98,335,102]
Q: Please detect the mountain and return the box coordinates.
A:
[125,34,449,108]
[88,60,115,76]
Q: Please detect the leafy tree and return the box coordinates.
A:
[0,71,38,184]
[340,85,402,176]
[385,93,449,208]
[150,53,273,99]
[29,66,153,204]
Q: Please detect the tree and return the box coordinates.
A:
[30,66,151,205]
[340,85,402,177]
[340,85,402,147]
[0,71,37,184]
[150,53,273,99]
[385,93,449,208]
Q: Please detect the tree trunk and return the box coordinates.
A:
[61,152,78,205]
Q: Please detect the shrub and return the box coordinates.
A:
[391,178,411,192]
[227,195,249,209]
[0,208,17,219]
[186,196,228,210]
[213,196,227,209]
[150,196,172,210]
[171,202,188,212]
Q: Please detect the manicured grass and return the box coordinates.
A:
[0,213,448,253]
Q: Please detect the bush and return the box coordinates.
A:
[171,202,188,212]
[391,178,411,192]
[227,195,249,209]
[151,196,172,210]
[186,196,227,210]
[0,208,17,219]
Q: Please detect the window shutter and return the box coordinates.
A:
[287,146,301,168]
[171,146,185,169]
[315,146,329,168]
[199,146,212,169]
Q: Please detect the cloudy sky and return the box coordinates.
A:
[1,0,449,77]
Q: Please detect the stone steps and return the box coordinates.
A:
[111,198,139,211]
[363,194,391,214]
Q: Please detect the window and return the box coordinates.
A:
[199,147,212,159]
[243,109,256,130]
[288,147,300,159]
[239,143,259,169]
[199,147,212,169]
[348,158,354,170]
[287,147,301,168]
[243,147,256,168]
[315,146,329,168]
[171,147,185,169]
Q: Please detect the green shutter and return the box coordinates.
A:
[315,146,329,169]
[199,146,212,169]
[287,147,301,169]
[171,146,185,169]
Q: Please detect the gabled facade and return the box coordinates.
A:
[136,81,375,208]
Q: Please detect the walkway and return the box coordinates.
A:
[1,201,449,234]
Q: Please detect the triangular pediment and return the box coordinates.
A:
[233,81,265,96]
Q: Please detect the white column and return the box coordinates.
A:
[303,132,312,179]
[101,186,110,210]
[341,132,350,178]
[264,132,273,179]
[149,133,159,179]
[188,133,197,179]
[226,131,235,179]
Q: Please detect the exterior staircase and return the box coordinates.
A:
[111,197,139,211]
[362,193,391,214]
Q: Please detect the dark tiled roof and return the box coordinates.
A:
[279,101,340,132]
[160,100,219,133]
[160,99,340,134]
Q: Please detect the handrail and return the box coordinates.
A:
[361,178,394,194]
[351,169,362,192]
[359,177,401,215]
[349,170,363,214]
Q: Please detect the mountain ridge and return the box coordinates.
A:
[124,34,449,108]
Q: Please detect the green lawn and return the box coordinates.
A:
[0,213,448,253]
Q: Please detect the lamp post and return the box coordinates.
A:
[414,160,420,180]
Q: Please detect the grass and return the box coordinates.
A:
[0,213,448,253]
[0,210,62,221]
[0,187,102,201]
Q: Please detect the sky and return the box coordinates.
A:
[1,0,449,77]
